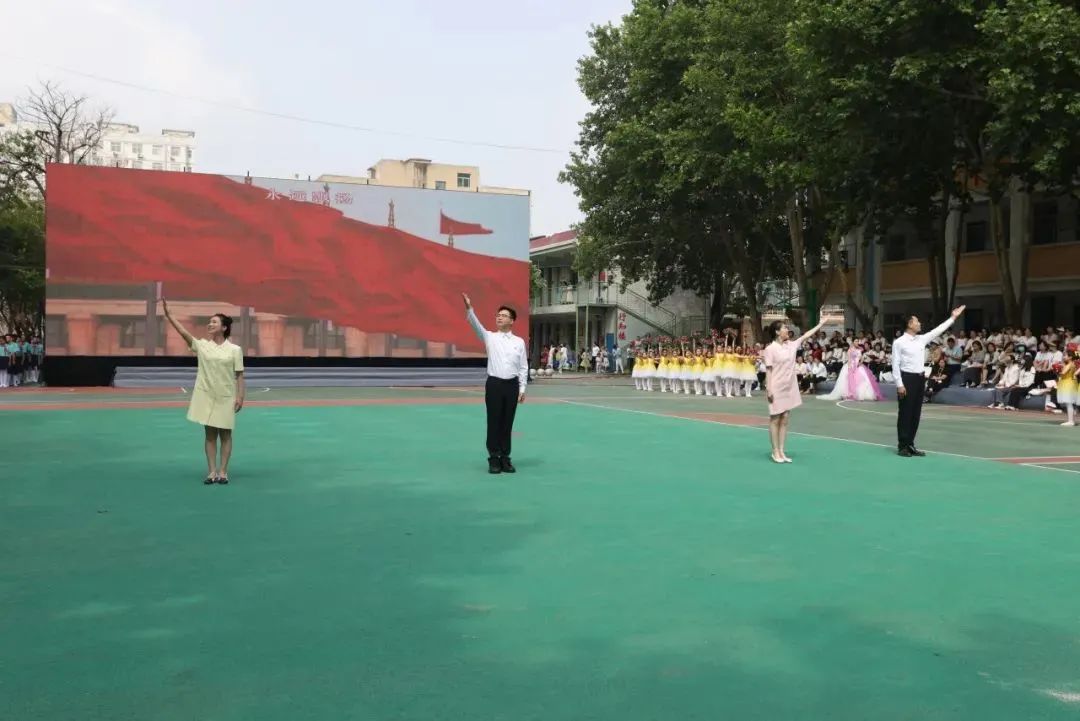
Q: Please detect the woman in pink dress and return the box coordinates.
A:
[817,341,885,402]
[764,315,826,463]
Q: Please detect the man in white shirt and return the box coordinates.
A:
[463,293,528,474]
[614,344,626,374]
[892,306,965,457]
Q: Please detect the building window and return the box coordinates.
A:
[119,319,165,349]
[132,143,142,156]
[247,316,259,353]
[185,148,192,159]
[152,144,162,156]
[152,162,163,171]
[170,146,180,158]
[391,335,426,350]
[435,180,447,190]
[110,142,122,153]
[303,321,320,349]
[131,160,142,169]
[327,324,345,350]
[45,315,67,348]
[456,173,471,189]
[964,221,987,252]
[884,234,907,262]
[1033,200,1058,245]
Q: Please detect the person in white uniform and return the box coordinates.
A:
[892,306,965,457]
[463,292,528,474]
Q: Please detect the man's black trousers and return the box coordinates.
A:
[485,376,519,458]
[897,371,926,449]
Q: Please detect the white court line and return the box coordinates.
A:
[556,398,995,465]
[835,400,1058,428]
[1021,463,1080,476]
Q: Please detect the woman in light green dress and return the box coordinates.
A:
[162,298,246,485]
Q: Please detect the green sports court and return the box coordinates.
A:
[3,379,1080,720]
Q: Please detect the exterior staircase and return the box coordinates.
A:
[531,282,678,336]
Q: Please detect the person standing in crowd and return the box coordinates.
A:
[161,298,246,485]
[763,312,827,464]
[6,334,23,387]
[462,292,528,475]
[892,306,966,457]
[27,336,42,384]
[614,343,626,374]
[0,334,10,388]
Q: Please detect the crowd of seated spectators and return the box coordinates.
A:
[791,325,1079,412]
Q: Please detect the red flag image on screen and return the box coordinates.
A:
[45,164,527,353]
[440,211,493,236]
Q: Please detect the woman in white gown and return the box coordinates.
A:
[818,343,885,402]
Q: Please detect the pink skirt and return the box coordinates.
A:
[768,377,802,416]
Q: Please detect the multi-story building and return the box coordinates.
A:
[0,103,195,172]
[820,189,1080,333]
[91,123,195,172]
[529,230,710,359]
[318,158,529,196]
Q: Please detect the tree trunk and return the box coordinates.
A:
[786,192,809,329]
[1012,180,1032,326]
[728,230,763,345]
[919,212,947,321]
[947,206,964,310]
[989,192,1023,325]
[708,271,730,330]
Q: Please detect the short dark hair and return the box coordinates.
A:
[497,305,517,321]
[906,315,918,328]
[766,320,784,341]
[212,313,234,339]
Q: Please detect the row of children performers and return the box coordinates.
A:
[631,346,759,397]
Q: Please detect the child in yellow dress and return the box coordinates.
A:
[670,352,684,394]
[692,348,707,395]
[739,346,757,397]
[656,351,670,392]
[702,349,716,396]
[632,348,645,391]
[680,350,695,394]
[720,347,737,397]
[640,351,656,391]
[1057,350,1077,427]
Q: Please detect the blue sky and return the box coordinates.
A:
[0,0,632,235]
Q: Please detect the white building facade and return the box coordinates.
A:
[0,103,195,173]
[91,123,195,172]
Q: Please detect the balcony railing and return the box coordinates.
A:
[531,282,677,335]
